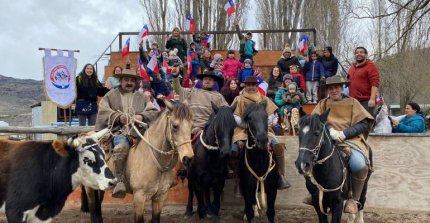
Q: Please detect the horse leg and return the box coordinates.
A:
[311,194,328,223]
[241,187,255,223]
[330,194,344,223]
[151,192,169,223]
[132,189,146,223]
[212,184,223,222]
[184,178,194,218]
[85,187,104,223]
[205,188,214,217]
[195,188,207,219]
[265,183,277,223]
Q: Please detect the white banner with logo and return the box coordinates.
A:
[43,49,77,108]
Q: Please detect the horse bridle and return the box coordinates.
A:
[200,129,219,150]
[246,124,257,149]
[299,122,335,165]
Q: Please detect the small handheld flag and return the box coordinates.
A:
[256,76,268,96]
[122,37,130,59]
[138,58,149,81]
[138,24,149,43]
[203,35,212,48]
[187,51,192,75]
[185,16,195,33]
[224,0,236,17]
[147,55,159,74]
[376,95,384,105]
[297,35,309,55]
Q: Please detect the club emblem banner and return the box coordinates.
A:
[43,49,77,108]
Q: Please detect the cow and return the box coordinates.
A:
[0,131,116,223]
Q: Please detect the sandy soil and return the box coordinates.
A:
[2,204,428,223]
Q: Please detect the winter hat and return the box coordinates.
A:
[282,74,293,81]
[169,48,178,56]
[214,53,223,61]
[282,47,292,54]
[288,83,297,91]
[244,58,253,65]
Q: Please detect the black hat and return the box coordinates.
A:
[196,70,223,82]
[242,76,259,84]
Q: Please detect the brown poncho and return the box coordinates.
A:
[312,96,374,157]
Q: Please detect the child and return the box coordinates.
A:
[304,51,324,103]
[222,50,242,80]
[289,64,305,92]
[281,83,307,132]
[237,58,255,87]
[167,48,183,81]
[146,39,162,64]
[189,42,200,81]
[192,32,210,53]
[210,53,224,77]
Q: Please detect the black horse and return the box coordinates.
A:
[185,103,236,221]
[295,110,371,223]
[238,102,278,223]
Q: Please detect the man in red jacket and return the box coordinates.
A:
[348,47,380,116]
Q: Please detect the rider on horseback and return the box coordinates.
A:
[231,76,291,190]
[95,69,159,198]
[307,75,374,214]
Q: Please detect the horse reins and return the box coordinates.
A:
[199,130,219,150]
[243,124,275,210]
[299,122,347,215]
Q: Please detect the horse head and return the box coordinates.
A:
[209,102,237,158]
[164,100,194,166]
[243,101,268,150]
[295,109,331,175]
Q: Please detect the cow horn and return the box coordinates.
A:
[91,128,110,140]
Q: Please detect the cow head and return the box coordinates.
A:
[66,130,116,190]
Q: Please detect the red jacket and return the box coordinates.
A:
[290,72,305,91]
[348,59,380,102]
[222,58,243,79]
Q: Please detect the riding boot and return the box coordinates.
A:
[111,143,129,198]
[272,143,291,190]
[344,167,368,214]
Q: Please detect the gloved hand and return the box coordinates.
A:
[329,128,346,142]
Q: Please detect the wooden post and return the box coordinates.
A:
[41,101,57,140]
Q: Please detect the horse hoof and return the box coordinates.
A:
[183,211,193,219]
[212,215,220,223]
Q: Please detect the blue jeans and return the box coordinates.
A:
[113,135,130,146]
[349,148,367,172]
[78,114,97,126]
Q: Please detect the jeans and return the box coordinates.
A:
[113,135,130,146]
[306,81,319,102]
[349,148,367,172]
[78,114,97,126]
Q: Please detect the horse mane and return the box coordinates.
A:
[299,114,322,132]
[242,103,266,121]
[170,102,193,121]
[212,106,236,131]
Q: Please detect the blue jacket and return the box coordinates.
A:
[304,60,325,81]
[238,68,254,82]
[320,56,339,77]
[392,114,426,133]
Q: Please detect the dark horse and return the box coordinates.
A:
[238,102,278,223]
[295,110,371,223]
[184,103,236,222]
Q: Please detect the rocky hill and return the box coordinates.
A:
[0,74,43,126]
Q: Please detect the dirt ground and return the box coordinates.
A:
[2,204,428,223]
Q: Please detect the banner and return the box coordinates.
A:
[43,49,77,108]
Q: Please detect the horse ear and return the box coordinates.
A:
[319,109,331,123]
[164,99,174,111]
[211,101,219,114]
[230,102,237,112]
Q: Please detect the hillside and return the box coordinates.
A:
[0,74,43,126]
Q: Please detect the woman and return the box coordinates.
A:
[392,102,426,133]
[105,66,122,90]
[266,66,283,101]
[165,27,187,62]
[75,64,108,126]
[320,46,339,78]
[220,79,240,105]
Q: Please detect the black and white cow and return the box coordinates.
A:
[0,131,116,223]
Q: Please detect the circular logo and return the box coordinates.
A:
[50,65,71,89]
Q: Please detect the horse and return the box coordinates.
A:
[81,101,194,223]
[184,103,236,221]
[295,110,371,223]
[238,102,279,223]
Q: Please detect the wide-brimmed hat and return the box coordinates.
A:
[197,70,223,82]
[242,76,259,84]
[113,69,142,80]
[324,75,349,86]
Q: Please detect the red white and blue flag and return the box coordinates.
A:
[147,55,159,74]
[138,24,149,43]
[256,76,268,96]
[224,0,236,17]
[376,95,384,105]
[138,57,149,81]
[203,35,212,48]
[122,37,130,58]
[185,16,195,32]
[297,35,309,55]
[186,51,192,75]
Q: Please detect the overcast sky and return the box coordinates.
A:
[0,0,144,80]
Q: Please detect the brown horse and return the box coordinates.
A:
[82,101,194,223]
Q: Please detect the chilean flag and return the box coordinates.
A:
[122,37,130,58]
[298,35,309,55]
[186,51,192,75]
[257,76,268,96]
[185,16,195,32]
[147,55,159,74]
[138,58,149,81]
[203,35,212,48]
[224,0,236,17]
[162,55,168,75]
[138,24,149,43]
